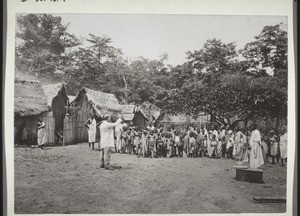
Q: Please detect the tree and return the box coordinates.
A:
[187,38,238,75]
[240,23,287,79]
[62,34,122,95]
[162,26,287,129]
[16,14,80,79]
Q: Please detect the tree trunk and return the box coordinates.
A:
[122,75,129,105]
[275,117,280,134]
[265,115,268,135]
[244,118,248,132]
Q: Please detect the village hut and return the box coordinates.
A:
[139,101,161,125]
[68,95,76,104]
[67,87,121,144]
[120,105,148,130]
[14,77,52,145]
[42,83,69,137]
[156,113,211,131]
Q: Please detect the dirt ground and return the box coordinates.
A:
[15,143,286,214]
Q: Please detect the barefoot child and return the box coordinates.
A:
[210,134,219,159]
[189,132,196,157]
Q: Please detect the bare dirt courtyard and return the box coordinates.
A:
[15,143,286,214]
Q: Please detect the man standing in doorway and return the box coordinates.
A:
[99,114,123,170]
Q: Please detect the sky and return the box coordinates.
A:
[57,14,287,66]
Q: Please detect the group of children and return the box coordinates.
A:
[115,123,287,167]
[116,123,244,160]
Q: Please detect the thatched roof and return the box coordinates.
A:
[158,114,188,123]
[74,87,121,116]
[139,101,161,121]
[157,113,211,124]
[120,105,148,121]
[68,95,76,103]
[14,78,50,117]
[41,83,68,107]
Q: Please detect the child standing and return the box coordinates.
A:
[148,130,156,158]
[156,133,164,157]
[133,129,141,155]
[210,134,219,159]
[140,130,148,157]
[189,132,196,157]
[269,130,279,164]
[261,136,269,163]
[173,130,181,157]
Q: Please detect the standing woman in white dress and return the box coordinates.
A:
[249,123,264,169]
[279,129,287,166]
[37,118,47,149]
[84,114,97,150]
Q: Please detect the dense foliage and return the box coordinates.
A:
[15,14,287,130]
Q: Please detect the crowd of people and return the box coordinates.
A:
[112,122,287,167]
[83,114,288,170]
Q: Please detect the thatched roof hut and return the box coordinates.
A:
[120,105,148,129]
[41,83,68,107]
[14,78,50,117]
[69,87,121,143]
[14,77,55,145]
[68,95,76,103]
[73,87,121,117]
[41,83,69,133]
[139,101,161,123]
[156,113,211,130]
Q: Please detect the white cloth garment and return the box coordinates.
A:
[280,132,287,159]
[115,123,126,150]
[99,118,122,148]
[37,121,47,146]
[86,118,97,143]
[249,129,264,169]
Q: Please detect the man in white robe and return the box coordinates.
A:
[249,124,264,169]
[84,114,97,150]
[99,114,123,170]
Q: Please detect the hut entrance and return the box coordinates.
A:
[52,95,68,145]
[52,96,66,132]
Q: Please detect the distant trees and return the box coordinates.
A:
[162,24,287,130]
[16,14,81,81]
[15,14,287,130]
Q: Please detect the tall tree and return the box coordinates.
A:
[16,14,80,80]
[240,23,287,79]
[162,26,287,129]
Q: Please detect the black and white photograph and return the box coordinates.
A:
[4,0,296,215]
